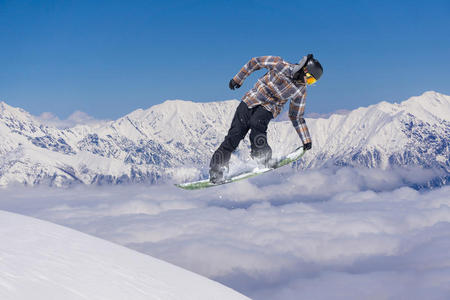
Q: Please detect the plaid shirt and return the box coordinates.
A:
[232,56,311,145]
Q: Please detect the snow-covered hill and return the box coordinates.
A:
[0,210,250,300]
[0,91,449,187]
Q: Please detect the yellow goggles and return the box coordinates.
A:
[305,72,317,85]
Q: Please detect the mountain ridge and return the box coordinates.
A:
[0,91,448,187]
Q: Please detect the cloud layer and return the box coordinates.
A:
[35,110,109,128]
[0,167,449,299]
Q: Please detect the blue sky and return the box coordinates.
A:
[1,0,449,119]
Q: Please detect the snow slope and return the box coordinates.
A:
[0,91,449,186]
[0,210,250,300]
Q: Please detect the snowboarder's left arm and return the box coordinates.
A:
[232,56,283,86]
[289,92,312,146]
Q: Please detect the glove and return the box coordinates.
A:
[229,79,241,90]
[303,142,312,151]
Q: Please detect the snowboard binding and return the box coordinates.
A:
[209,165,229,184]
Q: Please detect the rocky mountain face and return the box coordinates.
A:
[0,91,448,187]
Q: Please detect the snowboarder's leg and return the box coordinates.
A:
[209,102,251,183]
[249,106,273,167]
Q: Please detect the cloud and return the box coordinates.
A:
[35,110,109,129]
[0,167,449,299]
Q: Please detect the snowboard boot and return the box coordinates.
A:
[209,148,231,184]
[209,165,228,184]
[251,148,272,168]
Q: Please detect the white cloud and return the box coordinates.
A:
[0,167,449,299]
[35,110,109,129]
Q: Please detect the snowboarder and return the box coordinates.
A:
[209,54,323,183]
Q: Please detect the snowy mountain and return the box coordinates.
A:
[0,210,250,300]
[0,91,449,187]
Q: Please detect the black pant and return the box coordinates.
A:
[210,102,273,171]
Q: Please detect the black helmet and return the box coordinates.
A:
[304,54,323,81]
[292,54,323,84]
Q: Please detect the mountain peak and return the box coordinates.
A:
[399,90,450,123]
[124,98,239,123]
[402,90,450,105]
[0,101,16,113]
[157,98,238,109]
[421,90,445,97]
[0,101,35,122]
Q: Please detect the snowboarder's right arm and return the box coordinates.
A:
[232,56,283,87]
[289,92,312,147]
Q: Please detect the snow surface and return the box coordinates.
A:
[0,210,250,300]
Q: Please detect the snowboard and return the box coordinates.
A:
[175,146,305,190]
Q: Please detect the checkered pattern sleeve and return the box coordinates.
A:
[288,91,311,145]
[232,56,282,86]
